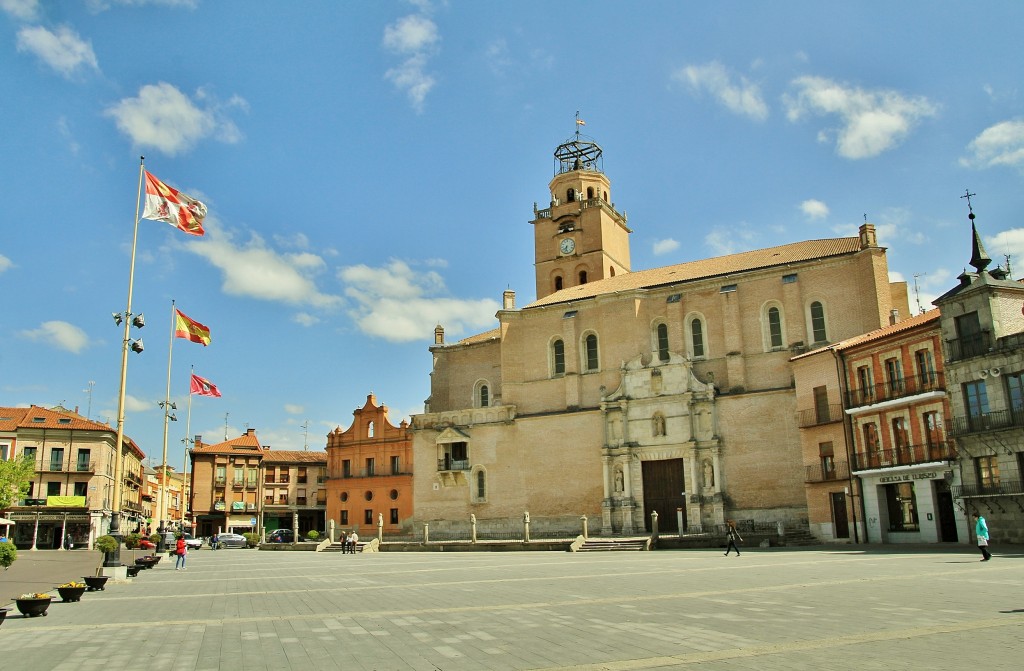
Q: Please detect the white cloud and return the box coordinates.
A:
[183,225,342,309]
[783,76,937,159]
[16,25,99,78]
[652,238,680,256]
[1,0,39,20]
[800,199,829,220]
[105,82,246,156]
[673,61,768,121]
[19,320,90,353]
[960,119,1024,170]
[383,14,439,53]
[339,259,499,342]
[292,312,321,327]
[123,394,152,413]
[284,404,304,415]
[87,0,198,10]
[382,14,440,112]
[0,252,12,273]
[704,224,759,256]
[56,116,81,155]
[988,228,1024,261]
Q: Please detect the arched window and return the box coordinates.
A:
[584,333,599,372]
[579,270,588,284]
[479,384,489,408]
[476,469,486,500]
[367,421,375,438]
[566,188,576,202]
[586,187,594,199]
[656,323,670,361]
[554,275,563,291]
[474,380,491,408]
[768,306,783,349]
[688,316,706,359]
[552,338,565,376]
[810,301,828,343]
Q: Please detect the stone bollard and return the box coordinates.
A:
[423,523,429,545]
[651,510,659,541]
[523,511,530,543]
[677,507,685,538]
[328,519,336,543]
[470,513,477,544]
[581,515,589,539]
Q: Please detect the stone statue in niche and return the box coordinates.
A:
[614,467,624,493]
[702,459,715,489]
[653,414,666,437]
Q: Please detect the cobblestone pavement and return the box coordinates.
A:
[1,549,101,606]
[1,545,1021,670]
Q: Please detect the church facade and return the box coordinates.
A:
[410,134,910,535]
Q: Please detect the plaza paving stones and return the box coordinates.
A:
[1,546,1022,670]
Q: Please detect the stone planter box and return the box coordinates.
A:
[125,565,142,577]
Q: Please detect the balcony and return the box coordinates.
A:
[796,403,844,428]
[949,408,1024,436]
[264,475,275,484]
[214,477,226,486]
[232,479,244,489]
[845,372,946,408]
[213,501,226,511]
[438,458,470,472]
[952,480,1024,498]
[75,460,94,473]
[246,480,258,489]
[945,332,991,362]
[804,461,850,483]
[46,461,64,472]
[852,440,957,471]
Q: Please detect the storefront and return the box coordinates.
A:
[9,509,92,549]
[859,465,967,543]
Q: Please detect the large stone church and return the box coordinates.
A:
[410,133,910,535]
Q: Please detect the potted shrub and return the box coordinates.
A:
[95,535,118,554]
[57,581,87,602]
[0,539,17,570]
[125,532,141,549]
[306,530,320,541]
[15,593,53,617]
[243,532,260,548]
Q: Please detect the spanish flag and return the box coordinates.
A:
[174,309,211,346]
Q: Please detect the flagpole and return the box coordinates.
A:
[158,299,176,536]
[183,365,194,532]
[108,157,146,564]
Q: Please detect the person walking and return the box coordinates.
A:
[973,512,991,561]
[724,520,743,556]
[174,535,188,570]
[339,530,349,554]
[349,530,359,555]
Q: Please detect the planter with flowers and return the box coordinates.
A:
[57,581,87,602]
[15,593,53,617]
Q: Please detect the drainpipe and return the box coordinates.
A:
[832,348,863,544]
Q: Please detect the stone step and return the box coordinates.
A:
[323,542,363,553]
[577,539,648,552]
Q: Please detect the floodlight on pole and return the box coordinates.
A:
[112,312,123,326]
[132,313,146,328]
[130,339,144,353]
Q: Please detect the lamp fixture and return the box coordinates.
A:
[132,313,145,328]
[129,339,144,354]
[112,312,123,326]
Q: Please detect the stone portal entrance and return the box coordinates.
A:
[642,458,686,532]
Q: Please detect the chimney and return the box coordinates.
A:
[246,428,256,436]
[502,289,516,310]
[889,308,899,325]
[434,324,445,345]
[859,223,877,249]
[194,435,202,448]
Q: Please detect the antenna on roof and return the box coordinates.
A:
[224,412,229,441]
[301,420,309,451]
[913,273,926,314]
[1006,254,1013,278]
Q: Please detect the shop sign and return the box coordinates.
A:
[879,472,939,483]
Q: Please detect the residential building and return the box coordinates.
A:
[934,211,1024,544]
[410,133,910,535]
[326,394,414,536]
[793,309,961,543]
[0,405,146,549]
[189,429,327,537]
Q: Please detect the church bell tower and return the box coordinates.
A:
[530,127,631,300]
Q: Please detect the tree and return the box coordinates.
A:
[0,455,35,510]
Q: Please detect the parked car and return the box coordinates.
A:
[159,532,203,550]
[217,532,247,549]
[268,529,294,543]
[139,538,155,550]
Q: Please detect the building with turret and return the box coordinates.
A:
[410,131,910,536]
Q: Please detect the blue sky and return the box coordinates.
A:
[2,1,1023,470]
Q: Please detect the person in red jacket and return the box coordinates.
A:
[174,535,187,570]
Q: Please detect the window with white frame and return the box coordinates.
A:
[551,338,566,376]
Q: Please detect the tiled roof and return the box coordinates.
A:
[192,430,263,453]
[261,450,327,463]
[0,405,116,432]
[457,328,501,345]
[526,237,864,308]
[791,309,940,361]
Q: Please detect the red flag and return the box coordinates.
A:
[174,309,211,346]
[190,374,221,398]
[142,171,207,236]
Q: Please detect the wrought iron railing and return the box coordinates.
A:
[851,440,956,470]
[845,372,946,408]
[438,458,470,472]
[949,408,1024,436]
[796,403,844,427]
[952,480,1024,497]
[804,461,850,483]
[945,332,991,362]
